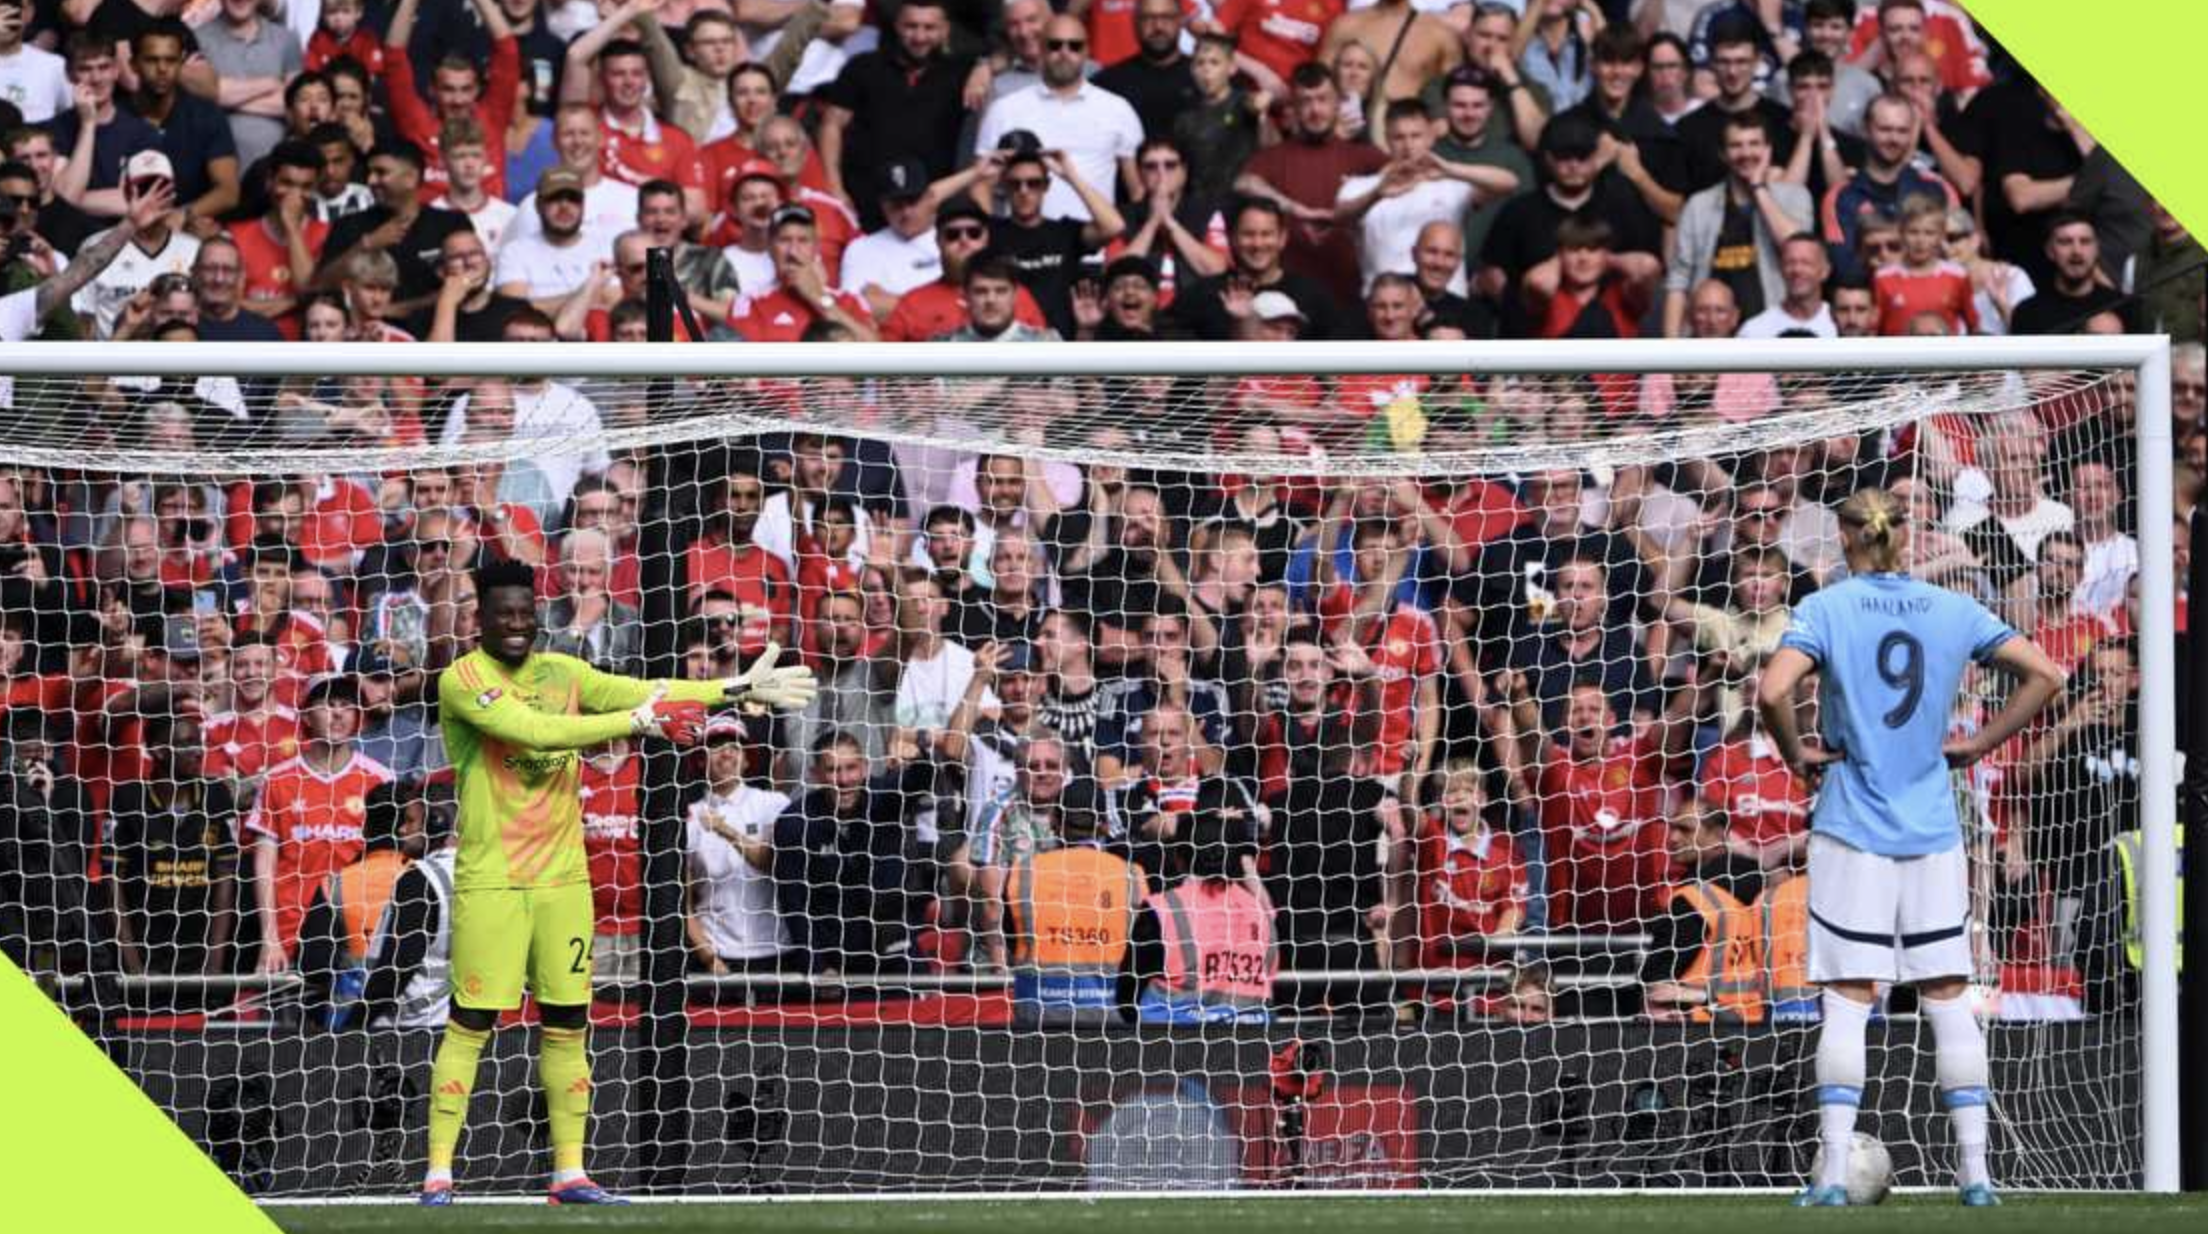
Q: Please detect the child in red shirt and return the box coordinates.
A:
[1874,194,1977,336]
[1417,761,1529,967]
[305,0,385,77]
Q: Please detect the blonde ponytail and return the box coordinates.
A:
[1838,487,1907,573]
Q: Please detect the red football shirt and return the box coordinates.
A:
[725,286,871,342]
[1697,735,1809,850]
[683,536,794,656]
[602,109,706,197]
[297,477,381,571]
[580,755,643,937]
[1417,820,1528,962]
[203,706,303,781]
[1214,0,1344,85]
[1360,602,1441,779]
[226,216,329,338]
[244,751,394,955]
[1873,260,1979,336]
[879,281,1048,341]
[1534,733,1675,931]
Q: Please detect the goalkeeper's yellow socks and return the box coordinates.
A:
[540,1025,593,1182]
[426,1021,492,1179]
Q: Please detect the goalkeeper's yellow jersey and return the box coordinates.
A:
[438,649,722,892]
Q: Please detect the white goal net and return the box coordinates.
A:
[0,338,2176,1197]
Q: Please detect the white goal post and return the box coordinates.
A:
[0,335,2179,1196]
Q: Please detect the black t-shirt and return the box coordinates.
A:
[35,196,99,257]
[406,290,531,343]
[2010,283,2133,336]
[1674,98,1797,194]
[1421,288,1499,338]
[990,215,1094,337]
[1969,80,2077,272]
[1170,268,1346,341]
[135,94,238,212]
[822,48,977,229]
[1481,178,1663,336]
[44,107,161,193]
[410,2,571,118]
[198,308,285,343]
[1555,96,1693,197]
[321,204,474,303]
[2027,714,2138,891]
[1709,195,1766,319]
[1269,771,1387,941]
[84,0,197,47]
[1459,524,1651,656]
[1092,56,1200,149]
[107,780,238,971]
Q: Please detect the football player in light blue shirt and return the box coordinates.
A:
[1758,487,2064,1208]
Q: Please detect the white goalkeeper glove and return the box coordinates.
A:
[723,641,819,712]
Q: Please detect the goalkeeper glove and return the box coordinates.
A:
[628,685,709,745]
[723,641,819,712]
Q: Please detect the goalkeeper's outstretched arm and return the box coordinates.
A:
[442,645,821,753]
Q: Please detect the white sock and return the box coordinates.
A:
[552,1168,590,1187]
[1924,990,1993,1189]
[1815,990,1871,1190]
[424,1168,453,1188]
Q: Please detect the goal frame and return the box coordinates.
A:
[3,334,2180,1194]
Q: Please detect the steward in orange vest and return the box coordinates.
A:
[1006,783,1145,1027]
[296,779,421,1025]
[1643,799,1766,1024]
[1758,870,1816,1020]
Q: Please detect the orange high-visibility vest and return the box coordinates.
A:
[1759,875,1816,1017]
[1670,879,1766,1024]
[329,849,409,963]
[1007,845,1141,1021]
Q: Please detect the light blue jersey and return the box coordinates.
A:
[1777,573,2016,857]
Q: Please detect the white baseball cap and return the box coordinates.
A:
[124,149,175,183]
[1251,290,1307,323]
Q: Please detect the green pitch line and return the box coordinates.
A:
[262,1194,2208,1234]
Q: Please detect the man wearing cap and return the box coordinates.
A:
[840,156,945,321]
[495,166,608,306]
[979,142,1124,337]
[819,0,976,230]
[69,150,200,339]
[880,198,1049,342]
[317,142,473,310]
[975,14,1142,224]
[726,203,878,342]
[247,675,396,975]
[702,155,787,294]
[504,107,640,256]
[356,646,440,780]
[1478,112,1664,337]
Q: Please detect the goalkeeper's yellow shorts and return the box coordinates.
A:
[449,882,597,1011]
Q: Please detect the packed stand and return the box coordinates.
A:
[0,0,2195,1027]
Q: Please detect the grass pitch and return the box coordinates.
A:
[261,1194,2208,1234]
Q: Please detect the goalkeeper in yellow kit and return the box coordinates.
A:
[419,559,815,1206]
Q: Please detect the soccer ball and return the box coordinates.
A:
[1811,1131,1894,1206]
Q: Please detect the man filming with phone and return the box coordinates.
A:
[0,170,176,357]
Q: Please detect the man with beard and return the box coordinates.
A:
[819,0,976,229]
[2011,211,2132,335]
[772,730,932,975]
[976,14,1142,223]
[881,198,1047,340]
[1235,63,1384,307]
[1478,114,1662,337]
[317,142,470,311]
[684,458,796,657]
[1170,197,1344,341]
[494,168,603,306]
[1093,0,1198,141]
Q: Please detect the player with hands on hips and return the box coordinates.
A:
[1756,487,2064,1208]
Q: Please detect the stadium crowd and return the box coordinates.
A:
[0,0,2199,1027]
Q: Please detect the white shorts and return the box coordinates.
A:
[1805,832,1973,985]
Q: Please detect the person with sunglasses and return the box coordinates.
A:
[974,15,1142,226]
[879,197,1048,342]
[976,142,1125,338]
